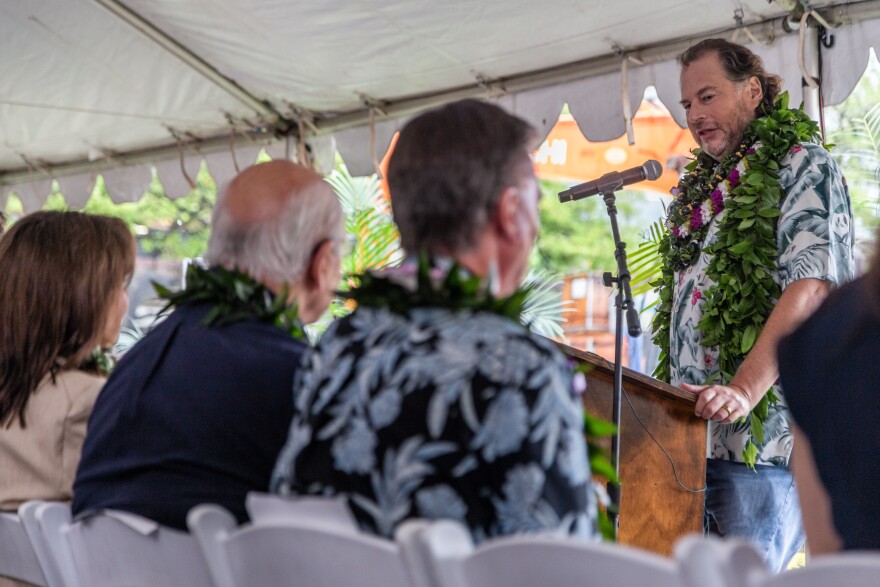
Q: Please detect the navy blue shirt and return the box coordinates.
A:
[73,302,303,530]
[778,276,880,550]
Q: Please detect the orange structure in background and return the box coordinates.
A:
[561,274,619,359]
[534,100,696,195]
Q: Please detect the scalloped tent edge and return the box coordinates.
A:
[2,0,879,208]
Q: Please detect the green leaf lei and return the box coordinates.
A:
[345,253,532,325]
[154,265,306,339]
[651,93,822,467]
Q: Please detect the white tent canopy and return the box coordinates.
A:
[3,0,880,208]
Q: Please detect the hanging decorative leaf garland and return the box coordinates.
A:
[651,92,822,467]
[154,265,306,340]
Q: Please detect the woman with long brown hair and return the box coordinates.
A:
[0,211,135,510]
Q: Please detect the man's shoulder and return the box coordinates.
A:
[341,305,545,339]
[321,306,566,376]
[778,142,839,178]
[112,303,307,384]
[777,142,848,214]
[149,302,306,348]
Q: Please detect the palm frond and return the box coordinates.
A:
[326,169,384,215]
[113,322,148,357]
[630,220,667,297]
[521,270,569,338]
[830,102,880,183]
[329,166,402,278]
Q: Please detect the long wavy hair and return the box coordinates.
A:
[0,211,135,427]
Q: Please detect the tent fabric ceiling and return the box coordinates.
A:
[3,0,880,204]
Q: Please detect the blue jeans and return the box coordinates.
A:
[704,459,805,573]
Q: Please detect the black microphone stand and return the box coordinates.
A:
[595,176,642,540]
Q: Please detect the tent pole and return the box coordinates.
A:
[801,24,822,122]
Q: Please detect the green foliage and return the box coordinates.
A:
[79,347,115,377]
[18,164,217,261]
[827,55,880,233]
[520,269,567,338]
[3,193,24,219]
[113,323,147,356]
[580,385,619,542]
[534,179,652,275]
[325,167,401,276]
[629,219,667,299]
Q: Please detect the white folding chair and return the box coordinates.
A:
[244,492,358,530]
[674,534,762,587]
[403,519,684,587]
[0,504,47,586]
[675,534,880,587]
[34,503,213,587]
[188,500,419,587]
[764,553,880,587]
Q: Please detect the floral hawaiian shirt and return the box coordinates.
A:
[669,143,854,466]
[271,305,596,542]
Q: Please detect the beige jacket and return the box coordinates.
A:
[0,370,104,511]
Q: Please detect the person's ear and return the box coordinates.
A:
[494,187,522,240]
[747,76,763,108]
[306,238,336,290]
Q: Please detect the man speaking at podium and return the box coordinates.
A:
[652,39,853,571]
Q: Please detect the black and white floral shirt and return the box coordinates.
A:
[669,143,854,466]
[271,305,596,542]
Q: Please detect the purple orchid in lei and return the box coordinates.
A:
[710,188,724,212]
[690,207,703,230]
[672,225,681,237]
[726,168,740,188]
[746,147,756,155]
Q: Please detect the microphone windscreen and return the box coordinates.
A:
[642,159,663,181]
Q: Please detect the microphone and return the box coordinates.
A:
[558,159,663,203]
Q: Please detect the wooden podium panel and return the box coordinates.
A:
[558,343,706,556]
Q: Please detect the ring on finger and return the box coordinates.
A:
[721,404,732,418]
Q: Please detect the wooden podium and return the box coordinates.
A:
[558,343,706,556]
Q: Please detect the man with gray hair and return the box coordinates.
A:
[73,160,344,530]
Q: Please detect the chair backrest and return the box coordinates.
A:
[756,553,880,587]
[674,534,765,587]
[189,502,418,587]
[245,492,358,531]
[27,502,79,587]
[410,520,684,587]
[0,506,47,586]
[674,534,880,587]
[36,504,213,587]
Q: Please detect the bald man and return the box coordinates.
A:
[73,161,344,530]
